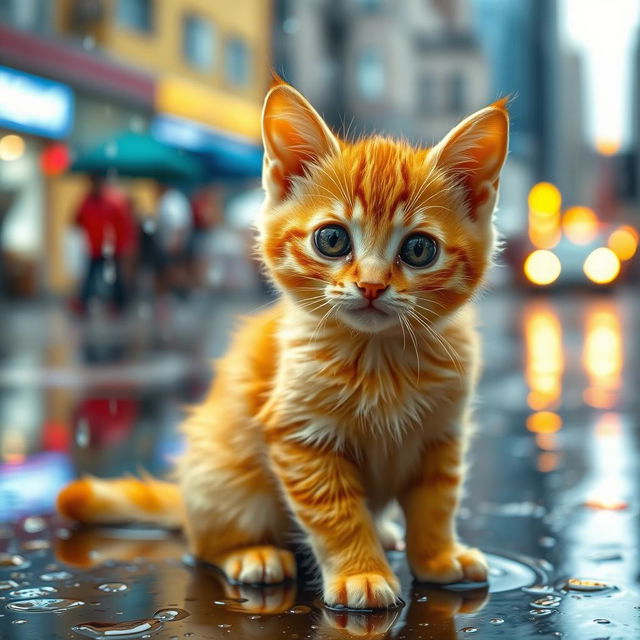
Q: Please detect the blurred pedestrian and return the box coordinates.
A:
[189,187,219,288]
[74,175,134,314]
[155,184,193,299]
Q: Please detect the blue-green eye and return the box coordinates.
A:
[314,225,351,258]
[399,234,438,267]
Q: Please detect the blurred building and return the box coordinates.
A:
[274,0,489,145]
[0,0,272,296]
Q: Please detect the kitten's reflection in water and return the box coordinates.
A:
[55,528,488,639]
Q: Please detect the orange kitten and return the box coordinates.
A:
[58,81,509,609]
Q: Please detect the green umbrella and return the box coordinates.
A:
[71,131,204,183]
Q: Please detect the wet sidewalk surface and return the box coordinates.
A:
[1,290,639,639]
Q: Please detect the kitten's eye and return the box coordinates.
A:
[314,225,351,258]
[399,234,438,268]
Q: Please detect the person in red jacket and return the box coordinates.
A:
[74,175,135,313]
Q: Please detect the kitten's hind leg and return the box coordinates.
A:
[179,452,295,585]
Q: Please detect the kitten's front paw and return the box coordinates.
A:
[410,545,488,584]
[215,545,296,585]
[324,572,401,609]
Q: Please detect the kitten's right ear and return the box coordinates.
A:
[261,82,339,203]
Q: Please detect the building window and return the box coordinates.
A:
[183,14,215,71]
[224,37,249,86]
[448,71,465,114]
[116,0,153,33]
[417,73,437,116]
[357,48,384,101]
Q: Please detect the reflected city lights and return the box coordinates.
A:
[0,133,26,161]
[526,411,563,434]
[562,206,599,245]
[582,307,623,409]
[584,413,628,511]
[608,225,638,261]
[537,452,560,473]
[524,305,564,411]
[594,138,621,156]
[523,250,562,286]
[583,247,621,284]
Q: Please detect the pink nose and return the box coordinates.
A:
[356,282,388,300]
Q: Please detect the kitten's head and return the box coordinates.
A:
[258,81,509,333]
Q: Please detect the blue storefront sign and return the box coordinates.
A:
[0,65,74,139]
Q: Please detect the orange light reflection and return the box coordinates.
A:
[524,306,564,412]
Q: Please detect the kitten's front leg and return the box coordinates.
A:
[400,435,488,584]
[269,434,400,609]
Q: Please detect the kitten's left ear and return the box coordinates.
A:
[430,99,509,222]
[261,81,340,204]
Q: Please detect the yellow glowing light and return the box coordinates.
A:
[0,134,25,161]
[608,226,638,261]
[583,247,621,285]
[527,411,563,434]
[528,182,562,215]
[535,433,558,451]
[524,306,564,411]
[562,206,599,245]
[595,138,621,156]
[584,496,628,511]
[583,307,622,410]
[524,250,562,286]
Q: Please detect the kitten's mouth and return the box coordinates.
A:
[343,304,390,319]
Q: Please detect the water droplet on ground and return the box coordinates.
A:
[9,586,57,598]
[460,627,478,633]
[7,598,84,612]
[22,539,50,551]
[152,608,189,621]
[22,517,46,533]
[594,618,611,624]
[97,583,129,593]
[564,578,611,592]
[0,553,29,570]
[218,623,232,628]
[0,580,18,590]
[530,595,562,608]
[489,617,505,624]
[287,605,312,614]
[72,618,164,639]
[529,608,554,617]
[522,584,555,595]
[416,595,428,602]
[12,619,28,624]
[40,571,72,581]
[588,551,623,563]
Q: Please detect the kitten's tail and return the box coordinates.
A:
[56,474,184,529]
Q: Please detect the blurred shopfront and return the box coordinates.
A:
[0,0,272,298]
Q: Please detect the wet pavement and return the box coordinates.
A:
[1,288,639,639]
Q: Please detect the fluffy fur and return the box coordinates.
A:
[58,81,509,609]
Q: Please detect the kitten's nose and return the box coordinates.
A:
[356,282,388,300]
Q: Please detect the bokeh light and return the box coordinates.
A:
[583,247,620,284]
[526,411,563,434]
[608,226,638,261]
[0,134,26,161]
[523,250,562,286]
[528,182,562,214]
[562,206,599,245]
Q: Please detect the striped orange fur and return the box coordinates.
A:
[57,81,509,609]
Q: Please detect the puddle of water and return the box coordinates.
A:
[563,578,613,593]
[72,618,164,639]
[0,554,30,570]
[152,608,190,621]
[97,583,129,593]
[7,598,85,612]
[9,586,58,598]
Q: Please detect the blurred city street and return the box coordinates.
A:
[2,0,640,638]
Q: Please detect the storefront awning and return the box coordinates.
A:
[151,114,262,179]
